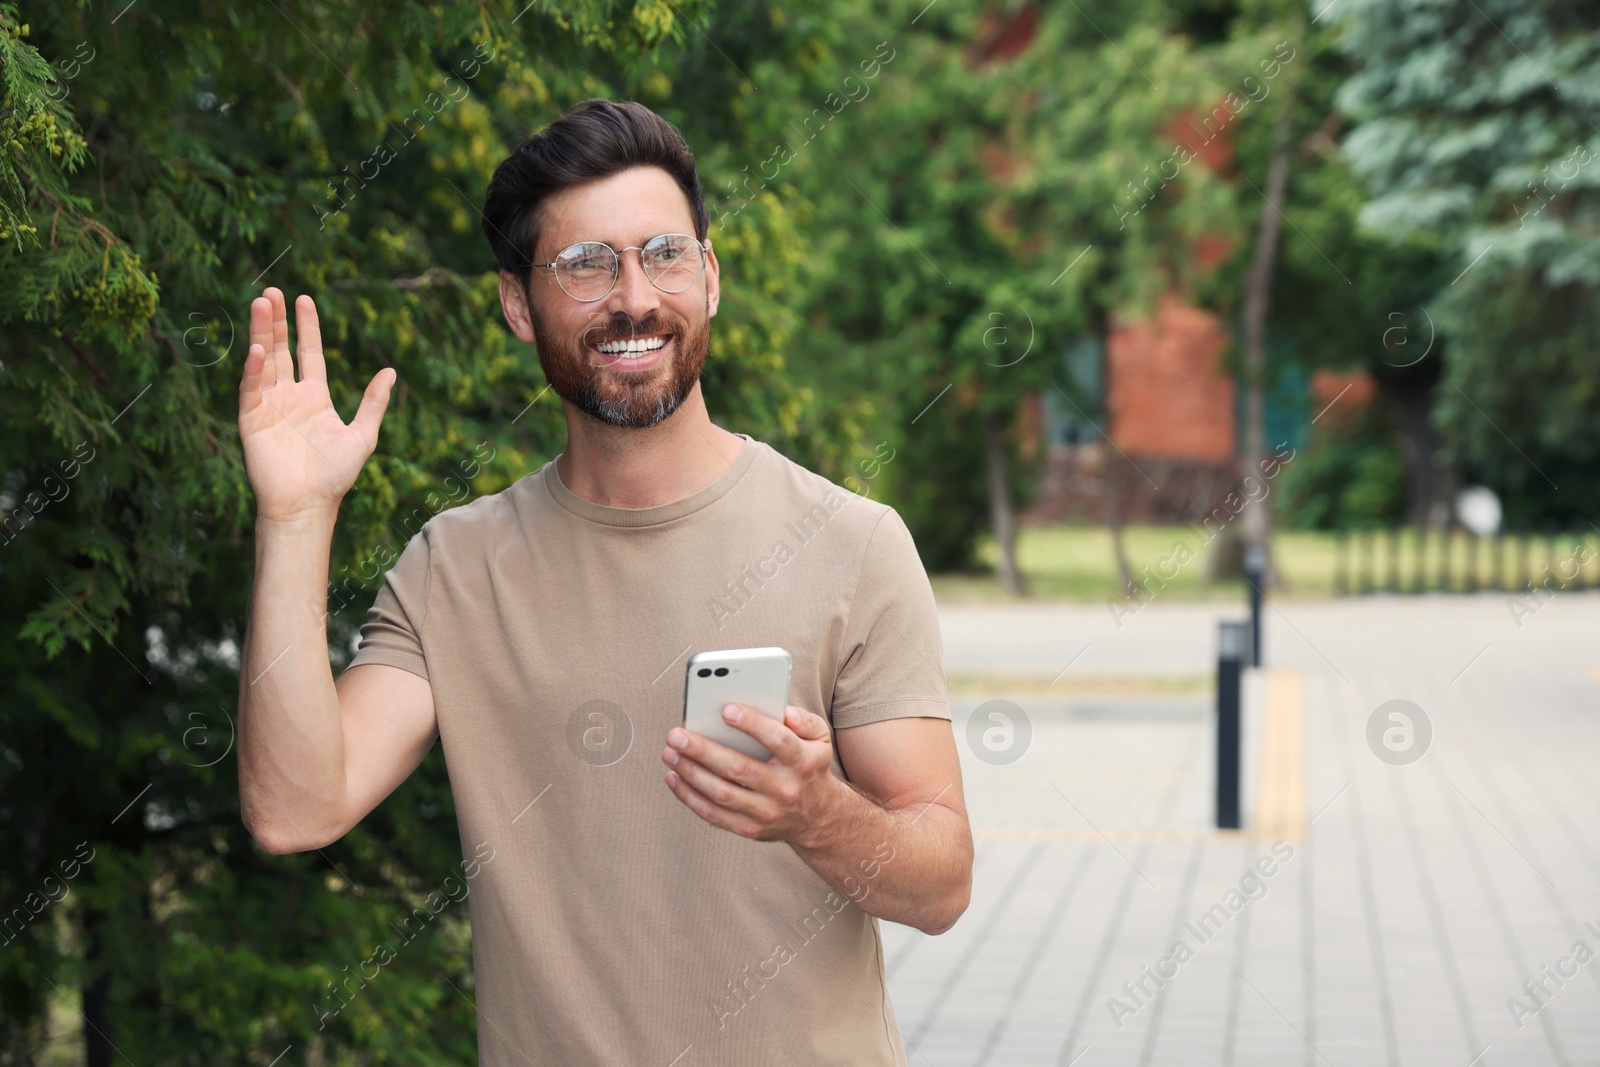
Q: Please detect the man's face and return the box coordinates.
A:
[498,166,720,429]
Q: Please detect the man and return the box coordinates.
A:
[237,97,972,1066]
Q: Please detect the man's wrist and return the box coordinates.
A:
[790,772,856,854]
[256,506,339,540]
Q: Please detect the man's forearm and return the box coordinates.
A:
[238,511,348,852]
[788,776,973,935]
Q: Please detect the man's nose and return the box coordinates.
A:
[605,248,662,323]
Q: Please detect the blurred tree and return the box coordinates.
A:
[1126,0,1463,538]
[764,1,1071,584]
[0,0,849,1061]
[780,0,1284,586]
[1277,402,1407,530]
[1022,0,1302,589]
[1226,1,1459,534]
[1333,0,1600,521]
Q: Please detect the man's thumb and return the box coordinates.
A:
[353,368,396,438]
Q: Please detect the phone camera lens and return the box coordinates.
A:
[714,667,729,677]
[697,668,712,677]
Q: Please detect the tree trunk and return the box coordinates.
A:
[1104,445,1136,596]
[1239,103,1294,590]
[985,413,1027,596]
[1091,327,1136,595]
[1388,378,1457,528]
[83,906,113,1067]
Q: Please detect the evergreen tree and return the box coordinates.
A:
[0,1,844,1059]
[1334,0,1600,519]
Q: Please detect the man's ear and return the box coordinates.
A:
[498,270,537,343]
[704,241,720,319]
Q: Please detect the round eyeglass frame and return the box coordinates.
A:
[533,233,711,303]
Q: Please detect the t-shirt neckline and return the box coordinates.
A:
[542,433,760,528]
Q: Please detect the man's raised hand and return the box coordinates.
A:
[238,288,395,524]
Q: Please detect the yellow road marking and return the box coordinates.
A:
[1254,667,1307,842]
[969,667,1307,844]
[973,826,1267,844]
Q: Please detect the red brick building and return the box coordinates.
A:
[969,3,1356,525]
[1024,299,1244,525]
[1107,295,1235,463]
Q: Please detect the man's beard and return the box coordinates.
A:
[528,296,710,429]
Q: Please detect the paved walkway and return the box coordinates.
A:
[884,593,1600,1066]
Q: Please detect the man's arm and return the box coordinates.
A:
[239,519,437,852]
[662,707,973,935]
[797,715,972,934]
[236,286,437,855]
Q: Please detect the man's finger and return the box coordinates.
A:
[723,703,802,761]
[265,287,294,383]
[351,368,395,443]
[294,294,327,382]
[666,751,765,817]
[248,295,272,364]
[669,726,774,783]
[240,342,272,400]
[664,768,762,837]
[784,705,831,743]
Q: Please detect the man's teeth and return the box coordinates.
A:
[595,336,669,357]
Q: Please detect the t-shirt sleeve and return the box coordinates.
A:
[345,528,432,682]
[829,507,951,729]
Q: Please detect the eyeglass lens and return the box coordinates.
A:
[554,234,704,300]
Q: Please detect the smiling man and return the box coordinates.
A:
[236,98,971,1066]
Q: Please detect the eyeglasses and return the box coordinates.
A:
[533,233,710,302]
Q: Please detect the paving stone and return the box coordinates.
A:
[890,594,1600,1066]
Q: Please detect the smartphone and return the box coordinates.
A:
[683,647,793,761]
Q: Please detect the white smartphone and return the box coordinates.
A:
[683,647,793,761]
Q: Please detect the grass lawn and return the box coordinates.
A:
[929,523,1591,604]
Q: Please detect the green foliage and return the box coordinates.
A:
[0,0,851,1059]
[776,0,1311,569]
[1334,0,1600,518]
[772,2,1058,569]
[1278,414,1406,530]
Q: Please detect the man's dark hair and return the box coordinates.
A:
[481,98,708,286]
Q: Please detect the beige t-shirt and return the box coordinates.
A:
[348,434,950,1066]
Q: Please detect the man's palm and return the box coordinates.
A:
[238,288,395,522]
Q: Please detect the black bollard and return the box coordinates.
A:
[1216,620,1247,830]
[1244,543,1265,668]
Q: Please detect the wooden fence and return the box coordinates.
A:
[1333,526,1597,595]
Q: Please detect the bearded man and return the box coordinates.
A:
[236,97,971,1066]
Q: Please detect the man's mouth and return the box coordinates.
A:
[591,333,672,370]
